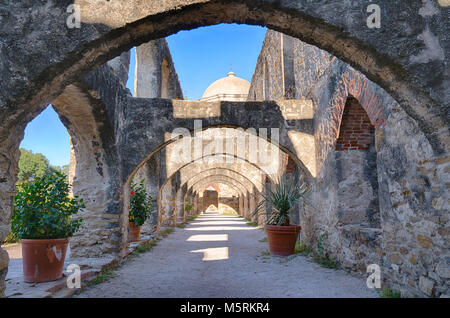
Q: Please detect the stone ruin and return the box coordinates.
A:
[0,1,448,298]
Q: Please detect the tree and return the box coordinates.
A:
[18,148,51,184]
[17,148,69,184]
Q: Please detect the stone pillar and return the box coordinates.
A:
[107,51,131,87]
[238,196,243,217]
[134,41,161,98]
[132,154,160,235]
[249,189,257,223]
[0,137,20,297]
[159,177,177,226]
[175,183,187,224]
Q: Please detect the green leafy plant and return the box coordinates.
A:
[129,179,153,226]
[252,176,308,226]
[161,227,174,238]
[11,172,84,239]
[380,288,401,298]
[187,213,199,222]
[184,197,193,213]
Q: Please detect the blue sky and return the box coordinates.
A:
[20,24,267,166]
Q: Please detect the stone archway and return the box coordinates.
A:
[1,1,447,156]
[0,0,448,297]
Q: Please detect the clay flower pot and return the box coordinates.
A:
[264,224,301,256]
[128,221,141,242]
[21,238,70,283]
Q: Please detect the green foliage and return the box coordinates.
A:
[129,179,153,226]
[184,197,193,212]
[261,249,270,256]
[17,148,70,185]
[18,148,50,184]
[221,211,238,215]
[161,227,174,238]
[252,176,308,226]
[187,213,199,222]
[134,240,157,254]
[12,172,84,239]
[294,241,313,255]
[50,164,70,177]
[87,270,117,287]
[380,288,401,298]
[259,237,268,243]
[2,232,19,244]
[293,236,339,269]
[246,219,259,227]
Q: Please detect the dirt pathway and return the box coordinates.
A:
[75,213,378,298]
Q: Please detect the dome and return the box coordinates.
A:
[201,71,250,102]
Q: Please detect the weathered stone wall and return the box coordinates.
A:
[131,38,182,232]
[134,39,183,99]
[249,29,449,297]
[0,0,448,298]
[203,190,219,211]
[219,197,239,214]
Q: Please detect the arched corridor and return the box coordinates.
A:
[76,212,377,298]
[0,1,448,299]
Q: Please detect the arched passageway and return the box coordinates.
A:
[0,1,448,298]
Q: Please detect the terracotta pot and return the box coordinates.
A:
[21,238,70,283]
[265,224,301,256]
[128,221,141,242]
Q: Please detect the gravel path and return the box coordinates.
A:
[76,213,378,298]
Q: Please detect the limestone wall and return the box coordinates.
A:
[248,30,449,297]
[134,39,183,99]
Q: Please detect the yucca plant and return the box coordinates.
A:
[252,176,308,226]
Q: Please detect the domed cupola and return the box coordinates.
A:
[200,71,250,102]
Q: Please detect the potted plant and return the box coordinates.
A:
[253,176,308,256]
[11,172,84,282]
[184,197,194,219]
[128,179,153,242]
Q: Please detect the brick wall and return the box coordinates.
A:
[336,97,375,151]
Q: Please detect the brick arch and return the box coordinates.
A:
[331,70,388,144]
[335,96,375,151]
[342,70,386,129]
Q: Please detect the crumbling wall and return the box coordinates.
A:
[249,29,449,297]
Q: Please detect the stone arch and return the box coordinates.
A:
[160,166,258,224]
[186,168,259,193]
[172,152,277,184]
[1,0,448,296]
[335,96,375,151]
[123,113,315,185]
[51,81,122,257]
[190,175,259,219]
[2,1,446,158]
[0,66,122,259]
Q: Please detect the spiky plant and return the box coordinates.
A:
[252,176,308,226]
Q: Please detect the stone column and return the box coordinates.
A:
[134,41,161,98]
[0,137,21,297]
